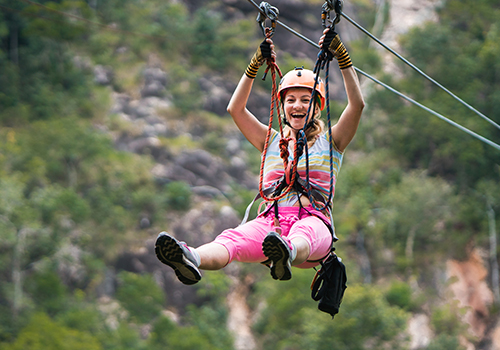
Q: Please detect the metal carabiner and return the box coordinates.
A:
[321,0,343,28]
[256,1,279,37]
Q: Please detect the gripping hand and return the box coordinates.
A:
[322,29,352,70]
[245,39,272,79]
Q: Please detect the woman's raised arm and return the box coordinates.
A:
[226,38,275,152]
[319,28,365,152]
[331,66,364,152]
[227,74,268,152]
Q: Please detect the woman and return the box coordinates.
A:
[155,29,364,285]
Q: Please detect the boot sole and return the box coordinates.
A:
[155,233,201,285]
[262,233,292,281]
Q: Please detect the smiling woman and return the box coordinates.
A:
[278,68,326,146]
[154,28,364,286]
[284,88,314,128]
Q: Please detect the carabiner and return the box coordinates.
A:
[256,1,279,37]
[321,0,343,29]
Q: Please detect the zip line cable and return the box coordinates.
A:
[246,0,500,152]
[340,12,500,131]
[355,70,500,151]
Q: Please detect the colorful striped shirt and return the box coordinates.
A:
[262,129,343,207]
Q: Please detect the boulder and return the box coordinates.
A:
[94,65,114,85]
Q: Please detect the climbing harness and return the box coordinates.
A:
[242,1,343,254]
[246,1,348,317]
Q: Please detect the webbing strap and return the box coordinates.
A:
[240,177,338,242]
[239,187,274,226]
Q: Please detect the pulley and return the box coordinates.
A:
[256,1,279,37]
[322,0,343,28]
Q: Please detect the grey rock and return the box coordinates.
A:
[94,65,114,85]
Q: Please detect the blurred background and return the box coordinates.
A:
[0,0,499,349]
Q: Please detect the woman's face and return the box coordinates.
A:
[283,88,317,130]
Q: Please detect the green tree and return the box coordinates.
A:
[163,181,192,212]
[25,269,68,316]
[149,316,219,350]
[376,171,456,265]
[301,284,409,350]
[255,274,409,350]
[115,271,164,324]
[189,6,254,72]
[0,1,95,124]
[0,312,102,350]
[366,0,500,188]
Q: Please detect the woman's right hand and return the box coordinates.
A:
[261,27,276,60]
[255,37,276,65]
[245,37,276,79]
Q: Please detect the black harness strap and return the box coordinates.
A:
[240,174,338,266]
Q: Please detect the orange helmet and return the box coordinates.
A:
[278,67,326,111]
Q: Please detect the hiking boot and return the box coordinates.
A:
[262,232,295,281]
[155,232,201,285]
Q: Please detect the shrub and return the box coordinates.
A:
[163,181,192,212]
[115,271,165,324]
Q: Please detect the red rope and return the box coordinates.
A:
[258,34,301,202]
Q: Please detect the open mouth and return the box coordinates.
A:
[291,113,306,119]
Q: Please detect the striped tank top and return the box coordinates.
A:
[262,129,343,207]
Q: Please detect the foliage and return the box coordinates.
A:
[148,316,219,350]
[376,171,456,259]
[202,131,227,155]
[115,271,165,324]
[147,271,233,350]
[0,0,96,125]
[56,290,105,336]
[365,0,500,188]
[25,268,68,316]
[0,312,102,350]
[425,301,469,350]
[163,181,192,212]
[385,280,415,311]
[425,334,466,350]
[430,301,468,337]
[299,284,409,350]
[254,272,410,350]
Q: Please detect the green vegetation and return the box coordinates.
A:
[0,0,499,348]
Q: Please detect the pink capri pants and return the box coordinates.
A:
[213,205,333,269]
